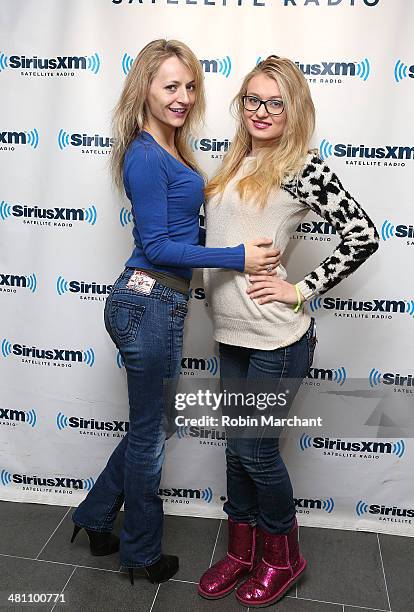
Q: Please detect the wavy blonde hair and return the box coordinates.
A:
[205,56,315,208]
[110,39,206,189]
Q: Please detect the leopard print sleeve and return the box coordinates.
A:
[292,154,380,300]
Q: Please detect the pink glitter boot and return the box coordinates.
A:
[198,518,257,599]
[236,518,306,607]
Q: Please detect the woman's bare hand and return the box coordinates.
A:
[246,275,303,305]
[244,238,280,274]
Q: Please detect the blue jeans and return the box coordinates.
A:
[219,318,316,535]
[72,268,188,567]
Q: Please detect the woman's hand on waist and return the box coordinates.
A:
[243,238,280,274]
[246,275,304,306]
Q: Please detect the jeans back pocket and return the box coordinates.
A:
[107,299,145,347]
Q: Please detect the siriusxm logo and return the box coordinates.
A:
[56,412,129,433]
[0,273,37,293]
[0,53,100,75]
[309,296,414,319]
[0,469,95,491]
[56,277,111,297]
[394,60,414,83]
[121,53,232,77]
[356,500,414,519]
[300,434,406,458]
[319,139,414,163]
[58,130,113,152]
[0,129,39,149]
[1,339,95,367]
[0,408,37,428]
[119,207,133,227]
[189,135,231,157]
[0,201,97,226]
[295,220,336,235]
[296,58,370,80]
[294,497,334,513]
[176,425,226,441]
[369,368,414,389]
[381,220,414,242]
[181,356,219,376]
[200,57,232,77]
[307,366,347,385]
[158,486,213,503]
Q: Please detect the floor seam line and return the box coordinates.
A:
[149,584,161,612]
[209,519,222,568]
[376,533,392,611]
[36,506,72,560]
[49,565,77,612]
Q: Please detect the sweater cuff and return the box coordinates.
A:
[296,279,316,302]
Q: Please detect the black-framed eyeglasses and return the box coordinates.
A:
[242,95,284,116]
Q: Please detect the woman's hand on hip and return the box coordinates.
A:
[243,238,280,274]
[246,275,303,305]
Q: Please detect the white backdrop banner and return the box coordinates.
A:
[1,0,413,536]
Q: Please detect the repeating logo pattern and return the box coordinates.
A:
[369,367,382,387]
[0,53,100,74]
[1,339,95,367]
[381,220,395,241]
[0,129,39,148]
[0,52,8,71]
[119,207,133,227]
[0,273,37,293]
[319,138,333,160]
[200,56,232,77]
[356,500,369,516]
[299,434,406,458]
[257,57,370,80]
[309,296,414,318]
[86,53,101,74]
[201,487,213,503]
[0,408,37,427]
[0,470,95,491]
[122,53,134,75]
[56,412,69,430]
[394,59,410,83]
[58,129,70,149]
[121,53,232,78]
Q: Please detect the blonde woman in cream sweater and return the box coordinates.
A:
[198,56,379,607]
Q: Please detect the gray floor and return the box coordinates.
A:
[0,501,413,612]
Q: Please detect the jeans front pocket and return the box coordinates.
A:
[108,299,145,346]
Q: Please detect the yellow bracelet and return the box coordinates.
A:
[293,284,302,313]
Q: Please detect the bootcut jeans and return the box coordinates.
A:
[72,268,188,567]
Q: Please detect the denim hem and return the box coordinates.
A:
[224,508,258,527]
[120,555,162,569]
[256,514,296,535]
[72,520,112,533]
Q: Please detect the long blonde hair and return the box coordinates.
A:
[110,39,206,189]
[205,56,315,207]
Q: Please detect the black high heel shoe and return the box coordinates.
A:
[128,554,179,585]
[71,524,120,556]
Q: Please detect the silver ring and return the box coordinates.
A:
[266,265,273,273]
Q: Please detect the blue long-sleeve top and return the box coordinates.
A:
[124,131,245,279]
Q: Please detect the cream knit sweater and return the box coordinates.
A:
[203,153,379,350]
